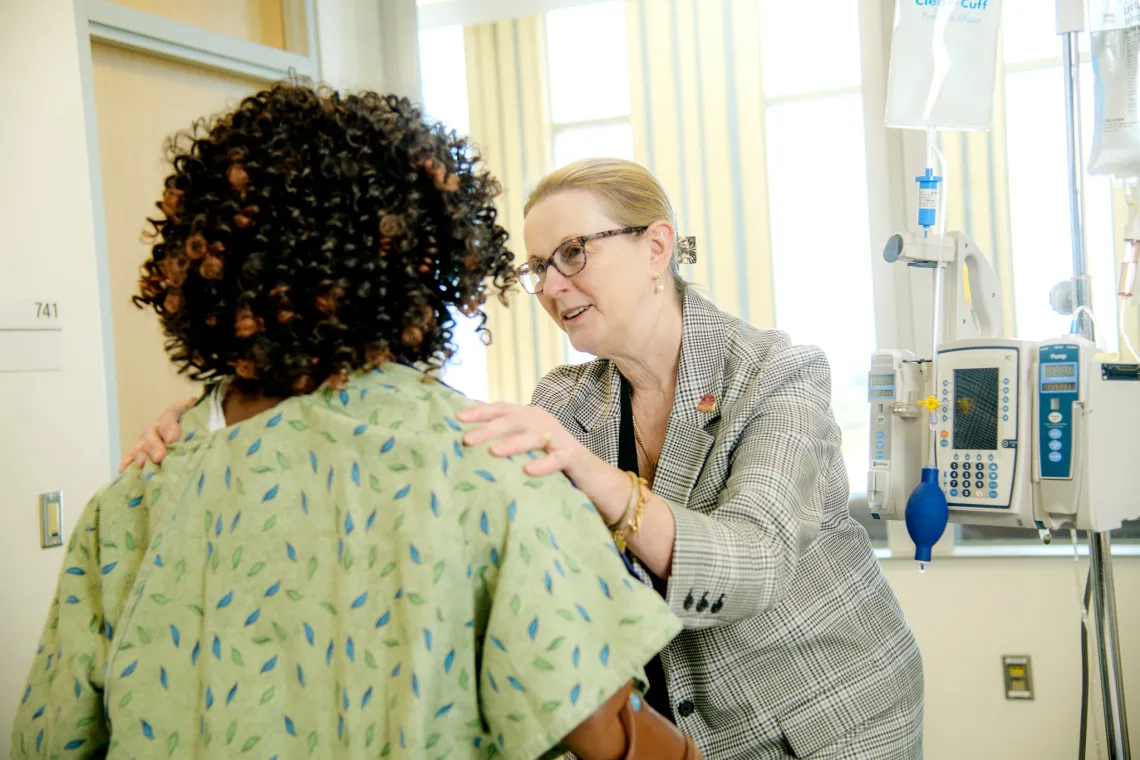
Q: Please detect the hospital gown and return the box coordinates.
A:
[10,363,680,759]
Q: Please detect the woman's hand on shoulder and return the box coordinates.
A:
[117,397,197,473]
[456,402,587,478]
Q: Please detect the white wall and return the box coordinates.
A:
[0,1,115,755]
[885,555,1140,760]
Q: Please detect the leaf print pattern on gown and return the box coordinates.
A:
[10,363,680,760]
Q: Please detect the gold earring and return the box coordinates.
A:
[653,272,664,294]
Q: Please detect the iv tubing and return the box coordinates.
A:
[1120,297,1139,362]
[926,128,949,467]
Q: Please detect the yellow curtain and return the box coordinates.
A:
[464,16,565,403]
[625,0,776,327]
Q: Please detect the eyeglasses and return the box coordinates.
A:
[516,226,648,294]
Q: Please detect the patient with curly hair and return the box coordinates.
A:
[10,82,698,760]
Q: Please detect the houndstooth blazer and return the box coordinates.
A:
[532,291,924,759]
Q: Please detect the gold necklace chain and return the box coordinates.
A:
[632,415,658,471]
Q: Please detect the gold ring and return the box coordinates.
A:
[543,431,551,450]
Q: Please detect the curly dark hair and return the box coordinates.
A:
[134,81,514,397]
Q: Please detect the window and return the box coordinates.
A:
[418,24,489,400]
[544,1,634,366]
[759,0,884,545]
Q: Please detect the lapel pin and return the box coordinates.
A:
[697,394,716,413]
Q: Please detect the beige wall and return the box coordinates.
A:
[0,1,115,753]
[885,555,1139,760]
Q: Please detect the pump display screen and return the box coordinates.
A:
[953,367,999,450]
[1043,364,1074,378]
[869,374,894,386]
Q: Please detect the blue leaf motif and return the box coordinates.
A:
[445,417,462,431]
[572,646,580,669]
[128,496,142,508]
[198,473,205,496]
[229,426,241,440]
[548,529,559,550]
[65,596,79,605]
[310,451,318,473]
[346,637,355,662]
[286,543,297,562]
[215,516,223,536]
[247,439,261,456]
[353,424,368,436]
[263,485,279,502]
[326,641,334,665]
[570,684,581,705]
[362,687,373,708]
[191,642,200,665]
[217,591,234,609]
[74,681,80,699]
[303,623,314,645]
[261,656,278,674]
[170,625,181,647]
[436,703,454,718]
[339,390,349,406]
[395,484,411,500]
[544,572,553,595]
[267,412,282,428]
[154,555,164,567]
[490,636,507,653]
[381,437,395,454]
[120,661,137,679]
[599,577,611,599]
[508,501,516,521]
[480,512,489,535]
[376,611,391,628]
[424,629,433,651]
[352,462,360,486]
[297,665,306,687]
[576,605,591,622]
[507,676,526,693]
[101,562,117,575]
[35,730,43,752]
[64,739,85,751]
[528,617,538,641]
[431,492,439,516]
[301,491,309,514]
[327,467,334,492]
[245,609,260,626]
[409,545,421,564]
[345,513,354,535]
[475,470,495,482]
[454,440,464,458]
[212,636,221,660]
[444,650,455,673]
[205,687,214,709]
[490,548,499,568]
[226,683,238,705]
[554,560,565,578]
[141,720,154,740]
[366,509,377,531]
[285,716,296,736]
[160,667,168,690]
[412,674,420,697]
[232,512,241,532]
[391,663,401,678]
[65,567,85,576]
[266,581,281,597]
[601,645,610,666]
[441,455,448,476]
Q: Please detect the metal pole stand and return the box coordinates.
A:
[1060,25,1132,760]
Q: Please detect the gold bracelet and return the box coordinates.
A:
[612,474,649,551]
[606,471,640,531]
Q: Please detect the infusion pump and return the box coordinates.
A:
[868,336,1140,534]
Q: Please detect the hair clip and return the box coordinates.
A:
[676,236,697,265]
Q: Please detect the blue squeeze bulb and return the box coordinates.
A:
[905,466,949,567]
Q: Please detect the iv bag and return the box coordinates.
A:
[885,0,1003,131]
[1088,0,1140,177]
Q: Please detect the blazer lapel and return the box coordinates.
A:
[653,292,726,508]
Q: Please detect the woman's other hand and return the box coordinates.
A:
[117,397,197,473]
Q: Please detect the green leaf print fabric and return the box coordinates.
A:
[11,363,680,760]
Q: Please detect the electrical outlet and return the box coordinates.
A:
[1002,655,1034,700]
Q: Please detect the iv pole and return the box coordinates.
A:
[1056,0,1132,756]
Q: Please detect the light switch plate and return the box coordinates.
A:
[1002,655,1034,700]
[40,491,63,548]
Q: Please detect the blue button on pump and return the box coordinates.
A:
[1049,441,1062,451]
[876,452,885,459]
[950,489,959,497]
[1049,429,1062,440]
[876,431,885,439]
[989,463,998,470]
[989,490,998,498]
[940,440,949,447]
[1049,452,1062,462]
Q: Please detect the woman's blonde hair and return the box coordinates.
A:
[524,158,686,293]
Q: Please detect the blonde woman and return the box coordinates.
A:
[130,158,923,759]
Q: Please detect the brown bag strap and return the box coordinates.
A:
[564,681,702,760]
